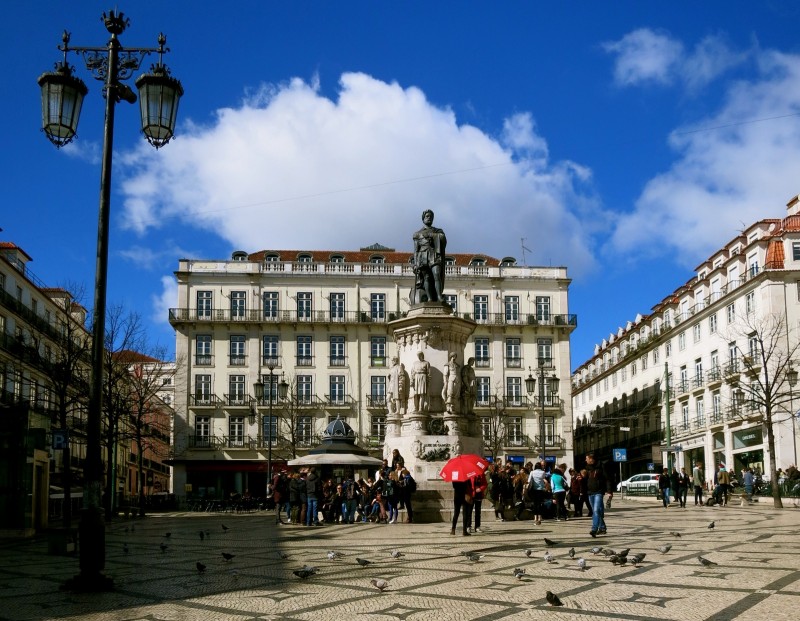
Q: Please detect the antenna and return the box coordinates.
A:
[521,238,532,266]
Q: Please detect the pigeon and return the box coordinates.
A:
[544,551,554,564]
[371,578,390,592]
[669,531,681,537]
[221,524,229,532]
[390,550,405,559]
[610,555,627,566]
[568,547,575,559]
[221,553,235,562]
[159,543,168,553]
[544,538,556,547]
[356,558,373,567]
[122,543,129,554]
[164,532,171,539]
[277,552,290,560]
[327,551,342,560]
[590,546,602,555]
[617,548,630,557]
[546,591,564,607]
[525,548,534,557]
[293,567,317,579]
[199,531,205,541]
[465,552,484,562]
[577,557,586,571]
[601,548,615,557]
[513,567,526,579]
[698,556,718,567]
[631,553,647,566]
[658,544,672,554]
[708,521,715,530]
[196,561,206,573]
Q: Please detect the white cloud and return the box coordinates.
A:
[609,50,800,263]
[152,275,177,327]
[118,72,602,275]
[604,29,746,89]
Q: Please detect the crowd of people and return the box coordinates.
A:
[450,452,615,538]
[268,449,418,526]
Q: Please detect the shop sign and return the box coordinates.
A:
[733,428,762,449]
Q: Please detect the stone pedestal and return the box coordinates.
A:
[383,303,481,489]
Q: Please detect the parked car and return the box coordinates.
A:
[617,473,660,496]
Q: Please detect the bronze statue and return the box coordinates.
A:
[411,209,447,304]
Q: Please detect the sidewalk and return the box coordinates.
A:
[0,499,798,620]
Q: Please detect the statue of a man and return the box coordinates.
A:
[411,209,447,304]
[461,357,477,415]
[411,351,431,413]
[388,357,409,417]
[442,352,461,413]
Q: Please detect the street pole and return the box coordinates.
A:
[664,362,672,472]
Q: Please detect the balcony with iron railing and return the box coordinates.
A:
[188,434,224,449]
[534,435,565,450]
[223,393,251,407]
[324,394,356,408]
[365,395,387,409]
[189,394,222,407]
[503,395,532,408]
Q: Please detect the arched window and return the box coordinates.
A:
[369,255,385,264]
[470,257,486,266]
[297,253,313,263]
[329,254,345,263]
[500,256,516,266]
[265,254,280,262]
[445,256,456,265]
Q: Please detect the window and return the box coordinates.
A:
[678,332,686,350]
[329,375,346,404]
[229,335,246,365]
[230,291,246,319]
[370,336,386,367]
[195,375,212,403]
[793,243,800,261]
[712,391,722,421]
[229,416,245,447]
[537,338,552,365]
[536,296,551,321]
[265,254,280,262]
[474,337,490,367]
[477,377,490,405]
[612,371,617,387]
[371,415,386,441]
[297,336,313,366]
[694,358,703,386]
[370,376,386,405]
[695,398,705,426]
[228,375,246,404]
[506,376,522,405]
[298,253,313,263]
[470,257,486,266]
[443,294,458,312]
[641,355,647,370]
[262,335,278,366]
[679,366,688,392]
[297,375,313,404]
[681,402,689,430]
[504,295,519,322]
[748,252,759,277]
[297,292,312,320]
[709,313,717,334]
[748,333,759,360]
[369,255,385,264]
[631,361,637,377]
[710,349,719,371]
[473,295,488,321]
[297,416,313,445]
[506,417,523,445]
[330,254,345,264]
[195,415,211,446]
[745,291,755,314]
[480,417,491,443]
[263,292,279,320]
[653,347,660,364]
[196,335,212,365]
[666,341,672,357]
[728,341,738,364]
[726,303,735,324]
[543,416,555,444]
[330,292,345,321]
[370,293,385,321]
[505,338,521,367]
[693,323,701,343]
[621,366,627,381]
[197,290,212,320]
[262,415,278,446]
[330,336,345,366]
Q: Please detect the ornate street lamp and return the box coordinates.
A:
[38,10,182,592]
[526,359,559,468]
[253,363,289,524]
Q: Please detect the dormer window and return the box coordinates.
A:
[369,255,385,264]
[445,256,456,265]
[265,254,280,262]
[330,254,345,263]
[500,256,516,267]
[470,257,486,266]
[297,253,313,263]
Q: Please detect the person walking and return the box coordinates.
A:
[451,478,474,536]
[578,468,593,518]
[717,465,731,506]
[742,467,754,502]
[585,453,613,537]
[305,467,321,526]
[341,476,360,524]
[692,461,705,506]
[677,467,690,508]
[659,467,672,508]
[527,462,548,526]
[550,465,569,521]
[468,472,487,533]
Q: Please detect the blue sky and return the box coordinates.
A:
[4,1,800,370]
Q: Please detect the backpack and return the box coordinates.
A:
[406,476,417,493]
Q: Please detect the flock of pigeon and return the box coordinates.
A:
[138,518,722,607]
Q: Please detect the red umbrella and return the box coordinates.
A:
[439,454,490,482]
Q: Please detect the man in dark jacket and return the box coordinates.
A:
[585,452,613,537]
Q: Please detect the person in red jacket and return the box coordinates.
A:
[467,473,488,533]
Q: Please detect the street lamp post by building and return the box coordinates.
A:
[38,10,182,591]
[787,363,798,469]
[253,362,288,523]
[525,358,559,468]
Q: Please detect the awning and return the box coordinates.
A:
[287,453,384,467]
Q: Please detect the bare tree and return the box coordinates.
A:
[723,312,800,509]
[481,395,509,463]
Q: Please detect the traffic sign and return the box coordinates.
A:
[52,429,68,450]
[612,448,627,462]
[647,462,655,471]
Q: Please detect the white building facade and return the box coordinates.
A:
[169,246,576,502]
[572,196,800,484]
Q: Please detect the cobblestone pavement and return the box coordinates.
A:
[0,497,798,621]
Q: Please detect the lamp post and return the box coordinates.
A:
[253,362,288,523]
[525,357,559,469]
[787,363,798,469]
[38,10,182,591]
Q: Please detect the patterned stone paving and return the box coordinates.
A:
[0,497,798,620]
